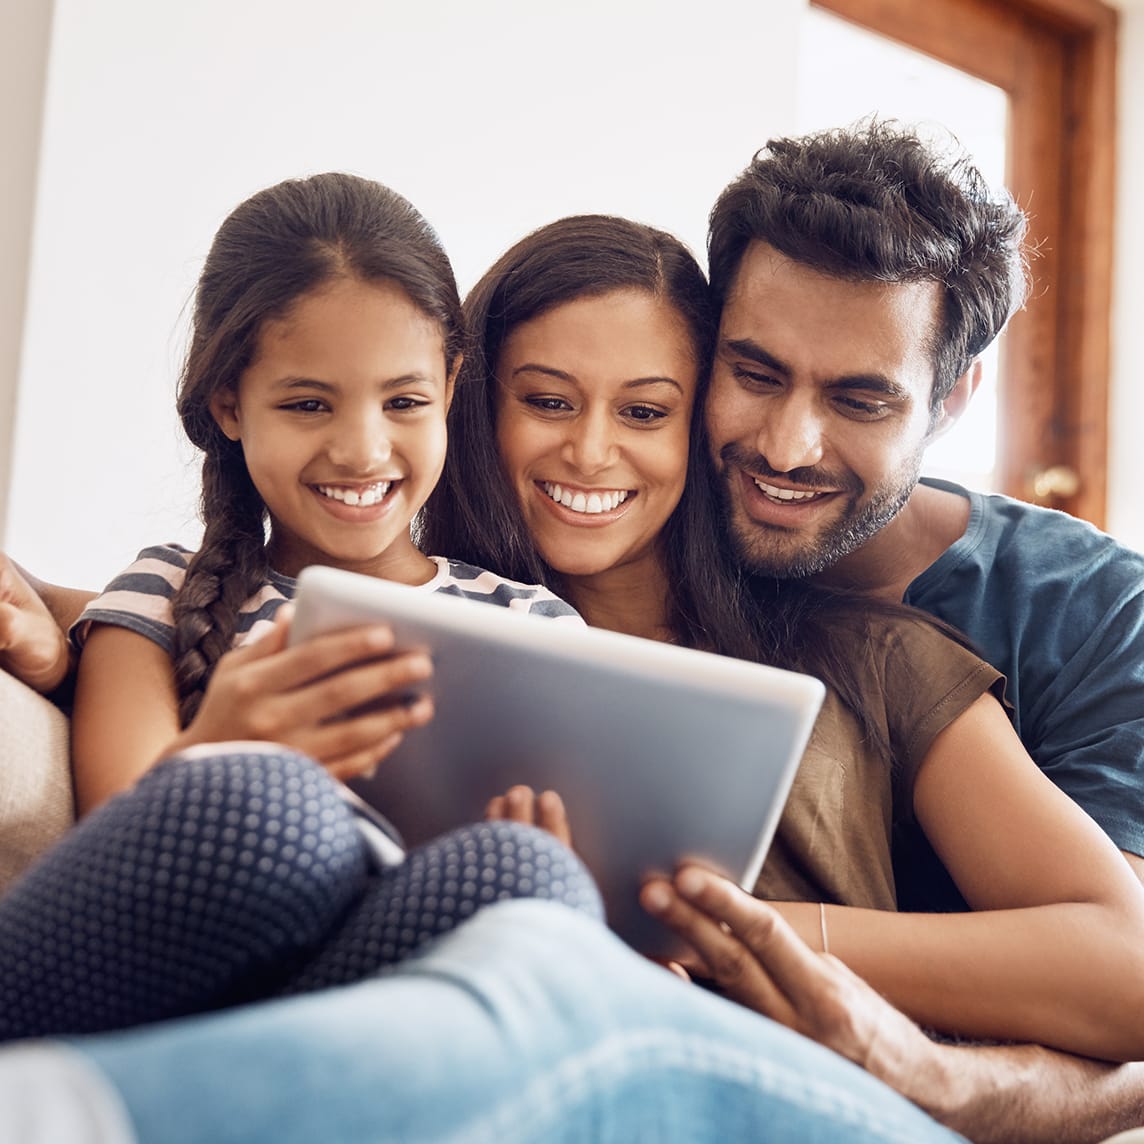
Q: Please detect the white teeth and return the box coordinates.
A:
[318,482,391,506]
[752,478,820,502]
[543,482,630,515]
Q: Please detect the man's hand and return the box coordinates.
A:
[640,865,940,1100]
[0,554,71,694]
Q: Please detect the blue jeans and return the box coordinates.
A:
[0,900,964,1143]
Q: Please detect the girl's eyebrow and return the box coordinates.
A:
[510,363,684,394]
[273,373,439,392]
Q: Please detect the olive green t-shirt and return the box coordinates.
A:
[754,615,1004,911]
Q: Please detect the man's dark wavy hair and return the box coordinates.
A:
[707,119,1030,413]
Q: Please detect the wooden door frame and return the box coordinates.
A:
[811,0,1117,525]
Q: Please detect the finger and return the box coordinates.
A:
[502,784,537,824]
[485,795,507,821]
[324,731,405,782]
[536,789,572,846]
[230,621,399,688]
[672,865,836,1001]
[640,876,795,1024]
[296,692,434,762]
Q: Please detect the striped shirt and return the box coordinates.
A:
[71,544,582,655]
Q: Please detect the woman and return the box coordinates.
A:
[420,214,1144,1062]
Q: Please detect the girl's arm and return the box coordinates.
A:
[765,692,1144,1061]
[72,610,439,815]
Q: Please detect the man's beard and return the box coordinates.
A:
[717,446,923,580]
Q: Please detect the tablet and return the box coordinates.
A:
[290,564,825,954]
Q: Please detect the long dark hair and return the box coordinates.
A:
[420,213,756,657]
[173,172,463,725]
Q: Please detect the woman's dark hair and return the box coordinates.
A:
[708,118,1029,414]
[420,213,756,657]
[173,172,463,725]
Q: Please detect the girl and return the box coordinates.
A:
[0,174,600,1042]
[421,214,1144,1062]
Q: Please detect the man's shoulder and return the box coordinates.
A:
[917,477,1143,589]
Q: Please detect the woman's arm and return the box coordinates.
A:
[766,692,1144,1060]
[71,610,441,815]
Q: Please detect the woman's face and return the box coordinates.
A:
[495,288,699,580]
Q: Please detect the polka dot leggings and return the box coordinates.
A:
[0,747,602,1042]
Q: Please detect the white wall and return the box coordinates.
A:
[3,0,1141,588]
[3,0,801,589]
[0,0,52,545]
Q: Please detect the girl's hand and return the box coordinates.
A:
[170,606,435,781]
[485,784,573,847]
[0,554,72,694]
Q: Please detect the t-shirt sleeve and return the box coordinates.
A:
[875,617,1006,826]
[69,545,190,655]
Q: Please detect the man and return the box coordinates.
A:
[648,120,1144,1142]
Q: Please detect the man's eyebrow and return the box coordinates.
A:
[722,338,911,400]
[721,338,789,375]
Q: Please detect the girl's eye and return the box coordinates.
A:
[280,399,327,414]
[525,395,573,413]
[387,395,430,411]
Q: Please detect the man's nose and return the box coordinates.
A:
[754,392,825,473]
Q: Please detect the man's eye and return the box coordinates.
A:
[836,396,889,419]
[731,365,779,389]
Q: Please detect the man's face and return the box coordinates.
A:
[706,241,944,579]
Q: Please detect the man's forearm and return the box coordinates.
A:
[915,1042,1144,1144]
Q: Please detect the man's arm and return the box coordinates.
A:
[642,866,1144,1144]
[0,554,94,695]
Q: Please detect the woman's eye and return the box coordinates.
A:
[623,404,667,423]
[525,396,572,413]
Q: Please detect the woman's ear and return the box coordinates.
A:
[444,354,463,413]
[209,389,242,441]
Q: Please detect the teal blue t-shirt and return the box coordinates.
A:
[896,477,1144,911]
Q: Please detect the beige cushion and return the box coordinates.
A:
[0,669,74,892]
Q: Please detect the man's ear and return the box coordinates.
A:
[928,360,983,441]
[209,389,242,441]
[444,354,462,414]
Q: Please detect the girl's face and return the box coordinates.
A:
[495,289,699,581]
[211,276,455,581]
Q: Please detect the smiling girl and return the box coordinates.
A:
[0,175,599,1042]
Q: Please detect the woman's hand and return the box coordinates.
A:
[485,784,572,847]
[169,606,436,781]
[0,553,72,694]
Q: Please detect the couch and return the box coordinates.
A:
[0,667,73,894]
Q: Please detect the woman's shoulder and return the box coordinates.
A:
[425,557,583,621]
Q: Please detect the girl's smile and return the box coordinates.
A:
[210,277,455,582]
